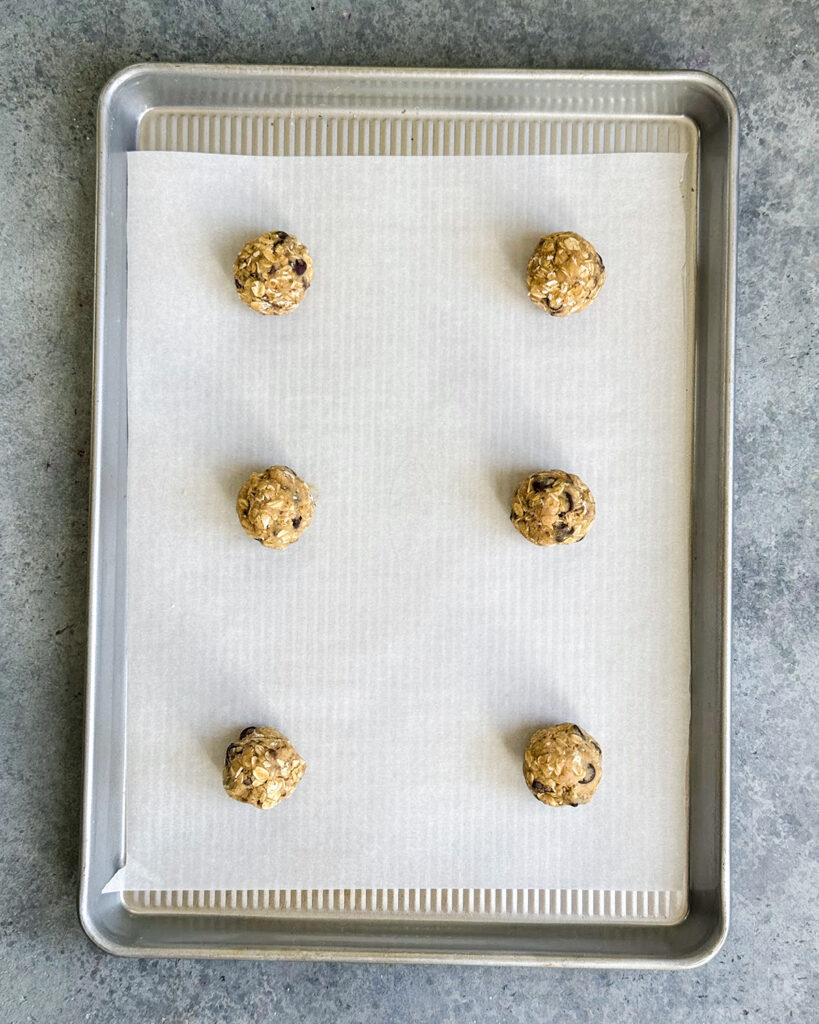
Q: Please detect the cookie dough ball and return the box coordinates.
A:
[237,465,314,549]
[510,470,595,546]
[223,726,306,809]
[233,231,313,315]
[523,723,602,807]
[526,231,605,316]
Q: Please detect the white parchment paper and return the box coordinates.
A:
[113,151,692,893]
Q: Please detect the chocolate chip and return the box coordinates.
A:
[564,491,575,511]
[569,802,579,807]
[531,477,555,493]
[531,780,546,793]
[581,764,596,784]
[291,258,307,275]
[555,524,574,541]
[239,726,258,739]
[591,740,602,753]
[292,516,302,529]
[256,538,264,544]
[571,724,585,738]
[243,775,253,786]
[267,747,279,757]
[234,277,242,289]
[277,231,289,241]
[225,743,240,764]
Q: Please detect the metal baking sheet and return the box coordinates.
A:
[82,64,735,966]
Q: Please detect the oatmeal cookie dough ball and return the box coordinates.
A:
[526,231,605,316]
[233,231,313,315]
[237,465,314,549]
[510,470,595,546]
[523,723,602,807]
[223,726,306,809]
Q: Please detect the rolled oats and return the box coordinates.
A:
[236,465,314,550]
[223,726,306,810]
[233,231,313,315]
[526,231,605,316]
[523,723,602,807]
[510,469,595,546]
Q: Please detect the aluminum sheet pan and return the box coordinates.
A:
[82,64,735,966]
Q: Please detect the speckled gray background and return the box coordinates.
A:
[1,0,816,1020]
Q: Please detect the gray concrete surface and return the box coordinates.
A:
[0,0,816,1020]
